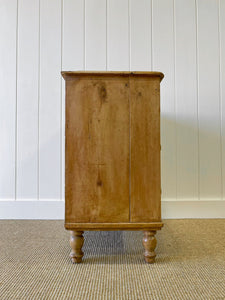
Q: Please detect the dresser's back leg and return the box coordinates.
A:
[69,231,84,263]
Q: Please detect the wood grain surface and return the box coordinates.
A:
[65,75,130,223]
[65,222,163,231]
[130,77,161,222]
[62,71,164,79]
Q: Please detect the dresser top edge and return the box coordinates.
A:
[61,71,164,81]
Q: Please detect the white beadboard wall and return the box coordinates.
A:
[0,0,225,219]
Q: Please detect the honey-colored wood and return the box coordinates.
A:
[65,76,130,223]
[130,77,161,222]
[61,71,164,80]
[65,222,163,231]
[142,231,157,263]
[69,231,84,263]
[62,71,164,263]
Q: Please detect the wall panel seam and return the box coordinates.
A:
[218,0,224,200]
[60,0,63,200]
[84,0,86,70]
[173,0,177,201]
[37,0,41,201]
[195,0,200,201]
[15,0,19,201]
[128,0,131,71]
[106,0,108,70]
[106,0,109,70]
[151,0,153,70]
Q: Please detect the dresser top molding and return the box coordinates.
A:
[61,71,164,81]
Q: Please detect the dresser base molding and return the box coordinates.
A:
[65,222,163,231]
[67,222,163,264]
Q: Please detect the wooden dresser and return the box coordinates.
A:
[61,71,164,263]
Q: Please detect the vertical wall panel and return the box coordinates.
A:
[197,0,222,200]
[220,0,225,200]
[107,0,129,70]
[175,0,198,199]
[85,0,106,70]
[130,0,151,70]
[39,0,61,199]
[152,0,176,199]
[17,0,39,199]
[0,0,17,200]
[62,0,84,71]
[62,0,84,200]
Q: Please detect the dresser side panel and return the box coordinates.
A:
[65,76,130,223]
[130,77,161,222]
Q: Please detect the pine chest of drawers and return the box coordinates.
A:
[61,71,164,263]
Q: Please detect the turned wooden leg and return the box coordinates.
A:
[142,231,157,263]
[69,231,84,263]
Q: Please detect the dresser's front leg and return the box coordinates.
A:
[142,230,157,263]
[69,231,84,263]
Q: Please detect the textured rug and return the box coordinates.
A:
[0,219,224,299]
